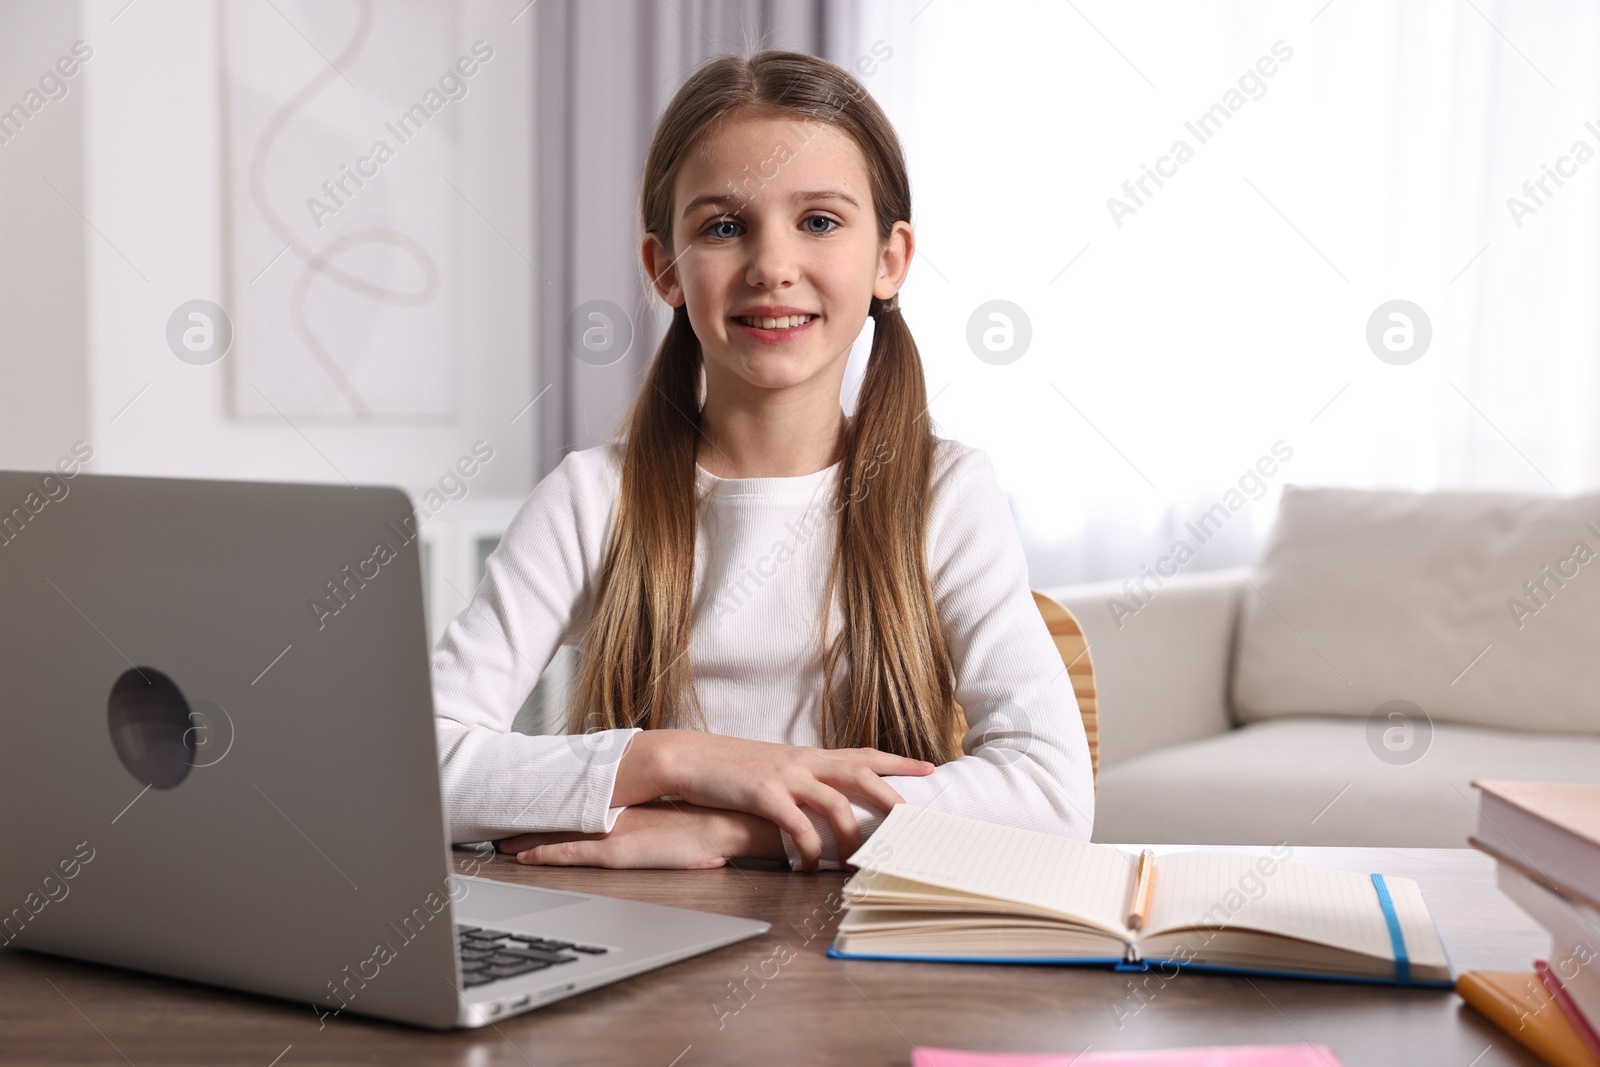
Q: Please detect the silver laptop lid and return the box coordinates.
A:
[0,470,461,1028]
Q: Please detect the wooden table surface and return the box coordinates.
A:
[0,845,1553,1066]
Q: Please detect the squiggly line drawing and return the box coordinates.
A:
[245,0,441,420]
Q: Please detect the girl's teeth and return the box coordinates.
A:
[741,315,812,330]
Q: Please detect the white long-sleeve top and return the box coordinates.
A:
[431,435,1095,870]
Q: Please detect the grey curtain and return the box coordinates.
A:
[533,0,856,480]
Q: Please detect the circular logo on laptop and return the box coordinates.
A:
[184,699,236,769]
[107,667,197,788]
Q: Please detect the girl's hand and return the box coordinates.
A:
[494,801,776,869]
[613,731,937,872]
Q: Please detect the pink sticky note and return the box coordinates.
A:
[912,1045,1342,1067]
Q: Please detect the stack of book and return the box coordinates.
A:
[1465,780,1600,1067]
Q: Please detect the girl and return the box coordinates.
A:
[432,49,1094,873]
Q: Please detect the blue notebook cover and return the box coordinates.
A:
[824,947,1455,989]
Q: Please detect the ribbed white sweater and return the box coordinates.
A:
[431,436,1095,870]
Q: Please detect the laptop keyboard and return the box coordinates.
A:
[456,925,610,988]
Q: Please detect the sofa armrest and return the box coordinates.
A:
[1042,567,1246,768]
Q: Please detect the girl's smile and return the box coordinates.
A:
[730,305,820,344]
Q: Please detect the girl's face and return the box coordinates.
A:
[644,111,911,403]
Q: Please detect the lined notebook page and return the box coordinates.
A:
[1383,871,1450,968]
[847,805,1136,935]
[1145,851,1446,966]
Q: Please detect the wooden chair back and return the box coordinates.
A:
[951,591,1099,788]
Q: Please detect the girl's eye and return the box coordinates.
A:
[702,215,837,238]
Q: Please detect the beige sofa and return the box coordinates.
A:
[1042,485,1600,847]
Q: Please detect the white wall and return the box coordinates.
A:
[0,2,90,469]
[67,0,537,506]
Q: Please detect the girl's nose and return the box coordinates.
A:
[744,231,800,289]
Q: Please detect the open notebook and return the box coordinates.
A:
[827,806,1452,987]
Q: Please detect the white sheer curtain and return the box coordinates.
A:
[840,0,1600,588]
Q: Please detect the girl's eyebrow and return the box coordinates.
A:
[680,188,861,220]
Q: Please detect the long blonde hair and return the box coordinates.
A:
[564,50,961,764]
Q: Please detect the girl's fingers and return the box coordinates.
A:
[517,839,603,866]
[852,763,909,808]
[836,765,907,812]
[798,784,863,862]
[811,763,904,814]
[767,801,824,872]
[501,830,603,855]
[838,748,937,776]
[498,832,559,853]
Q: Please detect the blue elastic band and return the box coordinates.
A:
[1370,873,1410,986]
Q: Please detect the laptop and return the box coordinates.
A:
[0,468,769,1029]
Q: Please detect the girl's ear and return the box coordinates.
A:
[873,220,914,302]
[642,232,685,307]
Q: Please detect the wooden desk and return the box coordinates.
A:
[0,846,1552,1066]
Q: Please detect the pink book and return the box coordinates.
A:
[912,1046,1342,1067]
[1537,959,1600,1062]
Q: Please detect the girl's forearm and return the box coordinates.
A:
[610,736,787,860]
[609,729,677,806]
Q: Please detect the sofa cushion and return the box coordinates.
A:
[1095,717,1600,846]
[1232,485,1600,734]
